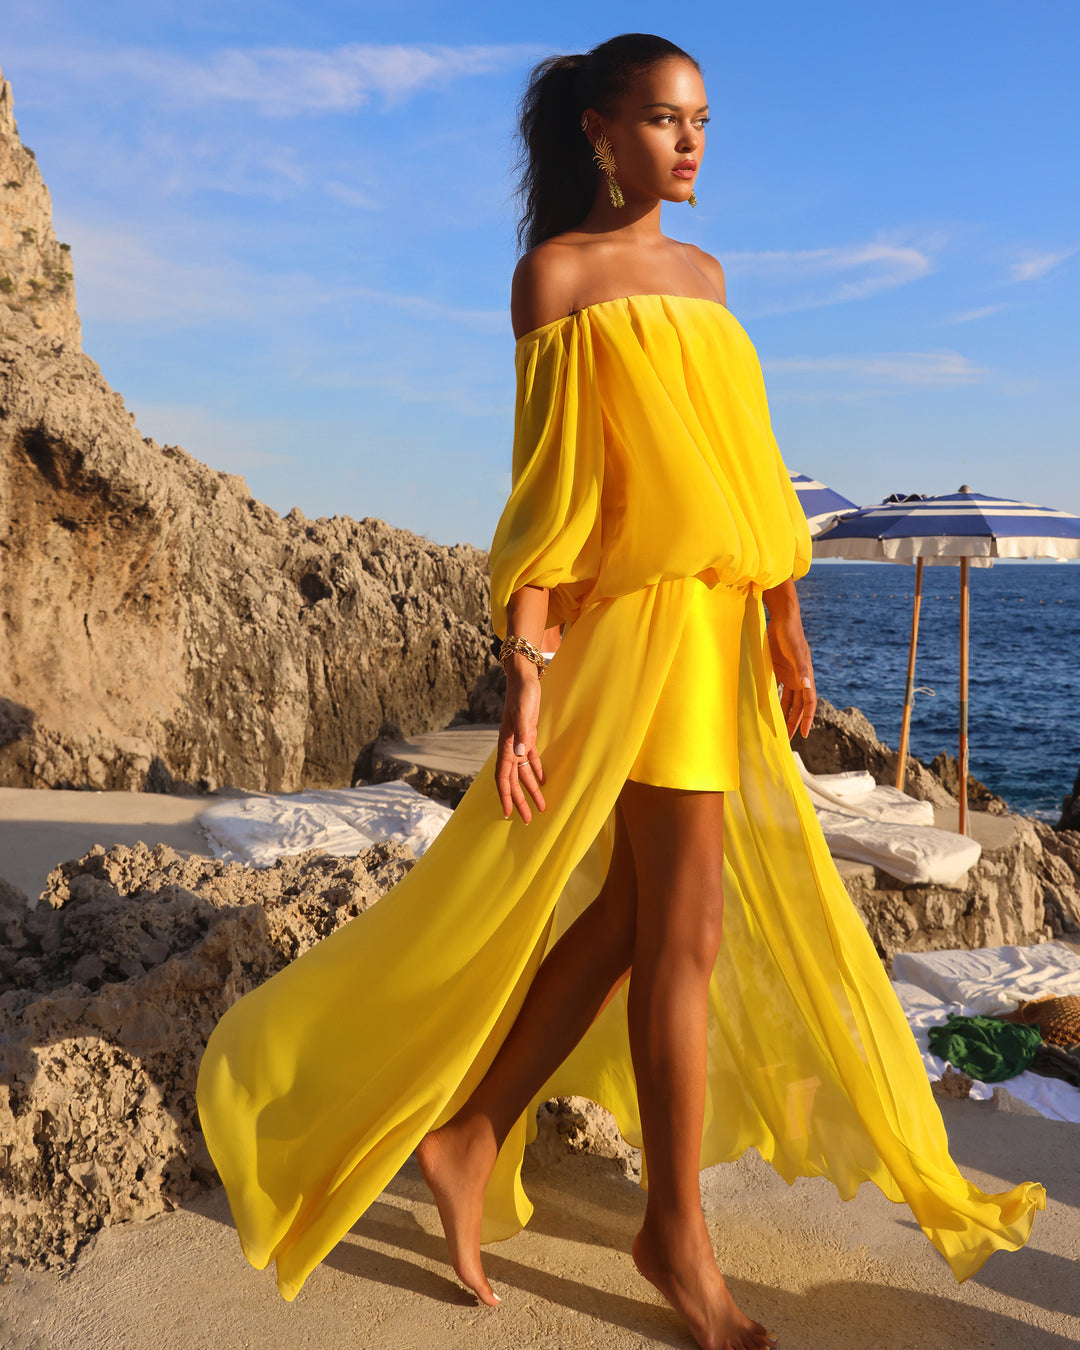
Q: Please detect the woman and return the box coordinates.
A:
[196,33,1044,1350]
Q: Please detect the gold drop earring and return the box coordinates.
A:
[581,113,625,208]
[688,188,698,208]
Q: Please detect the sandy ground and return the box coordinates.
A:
[1,1096,1077,1350]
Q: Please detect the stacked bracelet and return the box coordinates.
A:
[500,635,546,679]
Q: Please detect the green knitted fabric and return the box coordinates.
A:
[927,1013,1042,1083]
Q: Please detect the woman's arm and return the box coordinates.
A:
[763,577,817,739]
[496,583,550,822]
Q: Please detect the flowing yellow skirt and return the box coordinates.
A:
[195,575,1044,1302]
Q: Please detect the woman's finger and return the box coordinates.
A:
[508,773,532,824]
[513,749,547,816]
[796,673,816,738]
[793,675,820,739]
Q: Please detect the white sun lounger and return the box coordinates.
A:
[791,753,981,885]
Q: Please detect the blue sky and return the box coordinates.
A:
[2,1,1076,549]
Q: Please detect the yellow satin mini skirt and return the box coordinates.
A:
[625,574,745,791]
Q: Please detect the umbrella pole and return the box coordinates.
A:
[958,556,970,836]
[895,556,924,791]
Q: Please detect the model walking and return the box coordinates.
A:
[196,33,1044,1350]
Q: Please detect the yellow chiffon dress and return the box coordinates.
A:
[195,293,1044,1303]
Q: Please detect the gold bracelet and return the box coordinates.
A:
[500,635,546,679]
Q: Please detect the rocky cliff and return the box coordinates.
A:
[0,65,496,794]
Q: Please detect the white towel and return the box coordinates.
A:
[198,782,452,868]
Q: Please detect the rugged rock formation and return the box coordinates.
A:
[0,840,417,1271]
[928,752,1008,814]
[532,1097,641,1184]
[0,65,497,794]
[0,78,79,349]
[1032,822,1080,939]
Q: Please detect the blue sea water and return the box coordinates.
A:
[795,562,1080,821]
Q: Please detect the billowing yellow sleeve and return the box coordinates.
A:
[774,451,813,581]
[737,327,813,584]
[488,324,605,639]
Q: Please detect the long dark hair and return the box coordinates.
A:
[514,33,700,254]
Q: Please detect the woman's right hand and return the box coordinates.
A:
[495,659,547,823]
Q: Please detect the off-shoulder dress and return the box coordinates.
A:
[196,293,1044,1303]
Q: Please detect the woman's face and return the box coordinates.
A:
[588,58,709,207]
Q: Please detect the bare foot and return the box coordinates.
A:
[416,1117,500,1307]
[632,1225,777,1350]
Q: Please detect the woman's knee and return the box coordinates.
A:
[653,872,725,970]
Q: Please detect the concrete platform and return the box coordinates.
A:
[0,787,217,904]
[931,806,1022,852]
[375,725,500,777]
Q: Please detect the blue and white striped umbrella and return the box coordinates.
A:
[811,485,1080,835]
[812,487,1080,565]
[788,471,859,537]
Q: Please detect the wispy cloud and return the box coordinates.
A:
[302,361,511,419]
[325,180,380,210]
[1010,248,1075,282]
[765,350,985,390]
[942,303,1009,325]
[12,42,533,116]
[727,237,937,314]
[58,220,508,331]
[60,222,253,324]
[130,403,298,474]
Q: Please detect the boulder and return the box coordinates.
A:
[928,753,1008,815]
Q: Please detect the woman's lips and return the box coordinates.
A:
[672,168,696,179]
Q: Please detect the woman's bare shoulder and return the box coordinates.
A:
[511,240,585,340]
[678,241,726,305]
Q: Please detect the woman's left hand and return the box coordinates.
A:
[767,607,817,740]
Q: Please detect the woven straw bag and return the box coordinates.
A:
[1005,995,1080,1049]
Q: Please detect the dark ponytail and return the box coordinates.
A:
[514,33,700,254]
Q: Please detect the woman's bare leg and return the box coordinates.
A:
[619,779,773,1350]
[417,800,638,1304]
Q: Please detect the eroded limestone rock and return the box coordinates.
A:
[532,1096,641,1184]
[0,840,415,1272]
